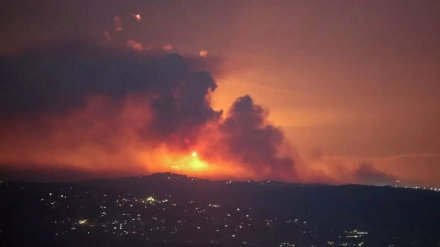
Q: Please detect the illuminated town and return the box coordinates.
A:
[1,173,439,246]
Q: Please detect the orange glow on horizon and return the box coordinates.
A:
[0,91,427,186]
[0,95,255,181]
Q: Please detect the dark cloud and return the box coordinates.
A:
[0,42,297,181]
[0,42,221,144]
[354,163,396,186]
[0,43,188,112]
[219,95,296,179]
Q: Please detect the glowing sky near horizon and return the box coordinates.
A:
[0,0,439,186]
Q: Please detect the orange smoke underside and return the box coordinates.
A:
[1,93,428,186]
[0,95,256,181]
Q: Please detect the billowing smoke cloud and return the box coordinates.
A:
[0,41,296,181]
[218,96,296,180]
[354,163,396,186]
[0,43,218,142]
[299,149,399,186]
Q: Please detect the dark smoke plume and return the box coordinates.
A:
[0,41,297,181]
[354,163,396,186]
[219,96,296,179]
[0,42,220,145]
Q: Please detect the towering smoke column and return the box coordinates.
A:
[0,42,296,181]
[217,96,296,180]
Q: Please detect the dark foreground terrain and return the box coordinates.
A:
[1,173,440,247]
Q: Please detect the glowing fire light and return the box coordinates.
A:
[199,50,208,58]
[189,151,208,170]
[189,158,207,170]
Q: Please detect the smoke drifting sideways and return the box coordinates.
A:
[0,42,297,182]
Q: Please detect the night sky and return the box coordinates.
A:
[0,0,439,187]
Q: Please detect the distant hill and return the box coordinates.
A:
[1,173,439,246]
